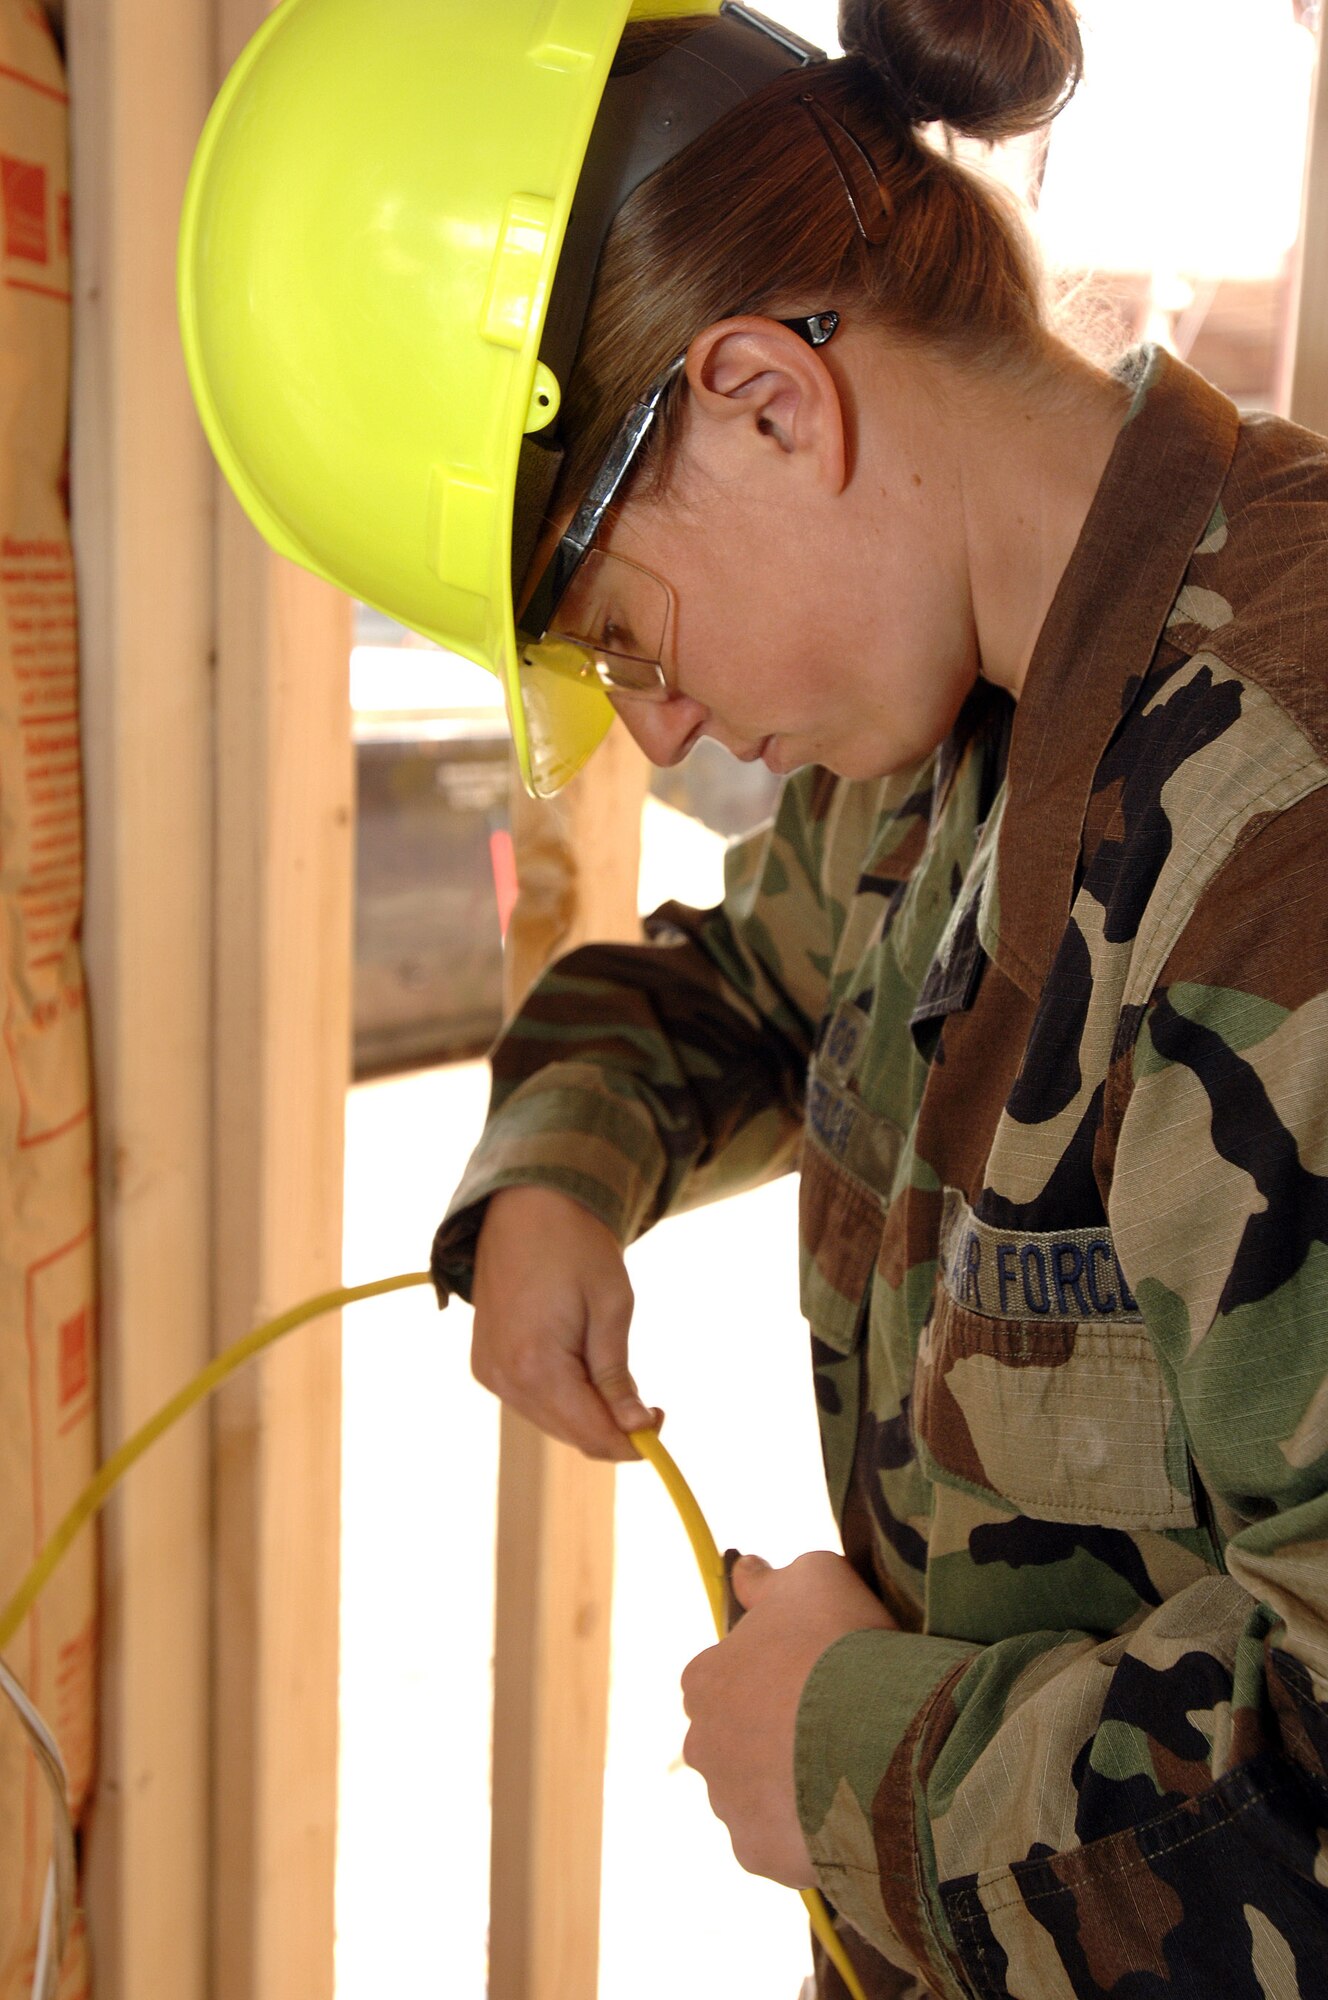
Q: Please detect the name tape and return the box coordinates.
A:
[940,1190,1142,1324]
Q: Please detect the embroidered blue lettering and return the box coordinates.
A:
[961,1231,984,1309]
[940,1193,1142,1323]
[1052,1242,1088,1318]
[1115,1254,1139,1313]
[1020,1244,1050,1315]
[808,1076,857,1159]
[1085,1241,1117,1315]
[996,1242,1018,1316]
[826,1011,861,1073]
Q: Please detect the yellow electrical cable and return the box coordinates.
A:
[629,1428,869,2000]
[0,1270,433,1653]
[629,1424,727,1632]
[0,1272,867,2000]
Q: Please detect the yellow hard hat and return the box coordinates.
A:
[179,0,820,794]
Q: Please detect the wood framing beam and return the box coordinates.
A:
[211,25,350,1995]
[74,0,353,1992]
[1289,18,1328,432]
[491,722,649,2000]
[70,0,215,1993]
[490,1414,618,2000]
[210,493,352,2000]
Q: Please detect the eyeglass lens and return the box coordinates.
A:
[545,549,672,698]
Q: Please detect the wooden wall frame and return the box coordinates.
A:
[71,0,352,1994]
[71,0,215,1988]
[209,498,351,2000]
[59,0,1328,1995]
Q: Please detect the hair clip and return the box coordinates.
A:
[719,0,825,68]
[798,93,893,247]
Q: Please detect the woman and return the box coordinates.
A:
[438,8,1328,1996]
[184,1,1328,1993]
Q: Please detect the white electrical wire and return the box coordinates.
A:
[0,1656,74,2000]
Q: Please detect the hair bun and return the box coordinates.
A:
[838,0,1083,141]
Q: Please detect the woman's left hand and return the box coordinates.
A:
[680,1550,895,1886]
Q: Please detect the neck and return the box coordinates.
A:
[956,340,1130,699]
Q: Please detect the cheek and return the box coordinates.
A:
[673,590,808,719]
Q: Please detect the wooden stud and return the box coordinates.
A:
[74,0,353,1993]
[490,1414,618,2000]
[1289,23,1328,432]
[490,721,650,2000]
[204,8,353,1980]
[209,487,353,2000]
[70,0,215,1992]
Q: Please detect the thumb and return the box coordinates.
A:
[730,1552,774,1611]
[591,1360,654,1434]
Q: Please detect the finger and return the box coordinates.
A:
[730,1552,773,1610]
[484,1337,646,1461]
[625,1407,667,1449]
[679,1642,718,1718]
[589,1362,654,1434]
[582,1282,653,1434]
[525,1367,645,1460]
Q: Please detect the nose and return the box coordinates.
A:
[611,691,709,767]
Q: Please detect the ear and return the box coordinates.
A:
[684,316,848,495]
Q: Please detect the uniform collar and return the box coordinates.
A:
[990,346,1241,998]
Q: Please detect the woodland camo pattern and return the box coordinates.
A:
[434,349,1328,1996]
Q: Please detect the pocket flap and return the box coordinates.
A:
[915,1191,1197,1532]
[799,1130,887,1354]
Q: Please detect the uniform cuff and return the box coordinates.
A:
[429,1063,668,1304]
[795,1628,977,1982]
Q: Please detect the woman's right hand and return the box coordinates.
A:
[469,1184,659,1460]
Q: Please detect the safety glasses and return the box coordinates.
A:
[518,309,840,702]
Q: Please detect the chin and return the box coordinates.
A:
[768,731,933,783]
[814,748,904,783]
[835,730,954,782]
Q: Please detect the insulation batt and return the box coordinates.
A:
[0,5,95,1996]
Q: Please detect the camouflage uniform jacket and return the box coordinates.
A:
[433,347,1328,1999]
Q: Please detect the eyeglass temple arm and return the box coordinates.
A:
[562,353,689,562]
[563,311,834,566]
[563,308,836,543]
[524,312,838,636]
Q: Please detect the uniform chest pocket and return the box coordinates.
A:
[797,1059,901,1356]
[913,1192,1197,1532]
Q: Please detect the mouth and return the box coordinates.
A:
[760,736,782,773]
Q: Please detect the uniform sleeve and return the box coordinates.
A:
[431,765,850,1301]
[793,790,1328,2000]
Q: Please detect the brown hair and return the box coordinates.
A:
[558,0,1082,505]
